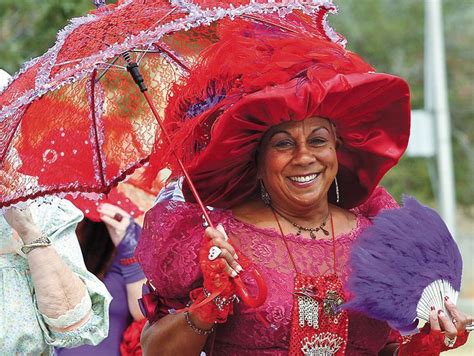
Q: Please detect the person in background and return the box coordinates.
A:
[57,197,146,356]
[0,198,112,355]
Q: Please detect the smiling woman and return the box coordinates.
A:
[258,118,339,221]
[134,17,471,356]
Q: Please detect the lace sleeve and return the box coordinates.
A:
[136,201,205,299]
[42,289,92,329]
[353,186,399,219]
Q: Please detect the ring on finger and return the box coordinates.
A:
[113,213,123,222]
[452,318,457,324]
[467,323,474,332]
[443,335,457,348]
[208,246,222,261]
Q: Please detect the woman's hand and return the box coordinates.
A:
[400,297,473,354]
[204,224,243,277]
[3,206,41,243]
[97,203,131,246]
[430,296,473,338]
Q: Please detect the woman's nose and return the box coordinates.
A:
[292,144,316,165]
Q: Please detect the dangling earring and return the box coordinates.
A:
[260,180,271,205]
[334,176,340,203]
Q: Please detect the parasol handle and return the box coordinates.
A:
[123,54,214,228]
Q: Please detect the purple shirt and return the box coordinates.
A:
[58,223,145,356]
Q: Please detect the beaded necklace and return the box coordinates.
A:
[272,208,330,238]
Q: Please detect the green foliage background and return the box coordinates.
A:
[0,0,472,206]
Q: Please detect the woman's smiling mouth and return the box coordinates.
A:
[287,173,320,185]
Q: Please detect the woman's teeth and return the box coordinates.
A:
[289,174,318,183]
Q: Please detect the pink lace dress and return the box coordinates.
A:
[136,187,399,355]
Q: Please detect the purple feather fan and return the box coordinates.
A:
[343,196,462,335]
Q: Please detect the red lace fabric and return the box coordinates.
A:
[136,187,399,355]
[1,2,342,208]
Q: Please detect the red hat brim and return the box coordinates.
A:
[182,71,410,209]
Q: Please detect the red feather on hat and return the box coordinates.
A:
[143,16,410,209]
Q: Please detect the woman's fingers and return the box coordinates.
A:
[218,247,243,276]
[438,310,458,339]
[430,307,441,330]
[97,203,129,219]
[99,214,121,229]
[205,226,237,258]
[216,224,229,241]
[98,203,131,232]
[445,297,472,332]
[224,261,238,278]
[205,225,243,277]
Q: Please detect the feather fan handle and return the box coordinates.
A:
[343,196,463,335]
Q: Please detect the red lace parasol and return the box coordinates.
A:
[0,0,343,221]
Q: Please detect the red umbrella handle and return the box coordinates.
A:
[233,271,268,309]
[232,248,268,308]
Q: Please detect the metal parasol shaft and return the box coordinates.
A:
[123,53,214,228]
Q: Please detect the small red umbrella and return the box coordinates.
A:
[0,0,342,223]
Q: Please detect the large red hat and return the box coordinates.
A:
[151,17,411,209]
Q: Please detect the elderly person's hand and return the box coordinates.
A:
[3,206,41,243]
[3,201,92,331]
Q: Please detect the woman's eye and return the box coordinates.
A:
[309,137,327,145]
[274,140,294,148]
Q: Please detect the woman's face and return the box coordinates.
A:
[258,117,338,211]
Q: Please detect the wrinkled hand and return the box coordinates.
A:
[3,206,40,243]
[97,203,131,246]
